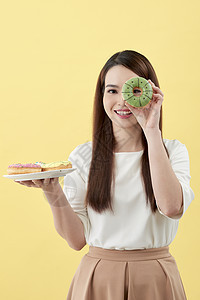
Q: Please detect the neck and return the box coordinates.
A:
[113,124,144,152]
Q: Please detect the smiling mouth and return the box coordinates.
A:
[114,110,132,115]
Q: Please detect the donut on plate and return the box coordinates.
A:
[122,76,153,108]
[7,160,72,175]
[35,161,72,172]
[7,163,42,175]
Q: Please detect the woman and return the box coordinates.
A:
[16,50,194,299]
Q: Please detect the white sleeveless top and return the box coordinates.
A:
[63,139,194,250]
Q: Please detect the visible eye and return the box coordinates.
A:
[133,89,141,94]
[107,89,117,94]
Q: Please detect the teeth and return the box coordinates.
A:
[115,111,132,115]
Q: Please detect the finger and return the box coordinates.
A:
[18,181,26,185]
[14,180,30,183]
[15,180,37,187]
[43,178,50,185]
[148,79,157,87]
[148,79,156,87]
[148,80,164,97]
[32,179,43,187]
[15,181,26,186]
[152,86,164,97]
[152,93,164,104]
[154,93,163,100]
[51,177,59,184]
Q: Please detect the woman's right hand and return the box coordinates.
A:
[15,177,60,192]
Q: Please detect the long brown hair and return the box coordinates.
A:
[84,50,169,214]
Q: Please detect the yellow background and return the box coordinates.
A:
[0,0,199,299]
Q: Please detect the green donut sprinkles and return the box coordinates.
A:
[122,77,153,108]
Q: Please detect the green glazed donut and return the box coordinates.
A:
[122,77,153,108]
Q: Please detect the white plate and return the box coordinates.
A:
[3,168,76,181]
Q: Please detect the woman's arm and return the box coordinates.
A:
[43,183,86,251]
[144,129,183,218]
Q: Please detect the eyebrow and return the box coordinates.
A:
[105,84,120,88]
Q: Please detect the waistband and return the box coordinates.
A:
[87,246,171,261]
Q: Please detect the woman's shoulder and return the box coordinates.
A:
[163,138,185,148]
[68,141,92,168]
[163,138,189,159]
[67,141,92,182]
[69,141,92,155]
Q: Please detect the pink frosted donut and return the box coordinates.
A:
[7,163,42,175]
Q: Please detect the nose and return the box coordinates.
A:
[117,93,126,106]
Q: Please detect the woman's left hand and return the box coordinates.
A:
[124,79,164,133]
